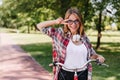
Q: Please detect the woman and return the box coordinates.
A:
[37,8,105,80]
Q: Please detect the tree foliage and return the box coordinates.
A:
[0,0,120,31]
[0,0,120,48]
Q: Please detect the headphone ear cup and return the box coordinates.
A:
[72,34,81,42]
[76,34,81,41]
[72,35,76,42]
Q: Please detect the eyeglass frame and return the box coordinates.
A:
[65,19,80,25]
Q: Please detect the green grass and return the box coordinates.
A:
[6,30,120,80]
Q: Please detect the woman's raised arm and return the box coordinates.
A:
[37,17,64,30]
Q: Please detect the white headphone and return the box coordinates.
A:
[72,34,81,42]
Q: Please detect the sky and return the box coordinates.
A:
[0,0,2,5]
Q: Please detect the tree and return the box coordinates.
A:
[91,0,113,49]
[0,0,120,48]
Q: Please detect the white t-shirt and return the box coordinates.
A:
[63,39,88,72]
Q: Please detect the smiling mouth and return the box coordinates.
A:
[70,26,77,29]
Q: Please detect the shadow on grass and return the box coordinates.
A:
[92,42,120,52]
[20,42,120,80]
[91,42,120,80]
[88,34,120,37]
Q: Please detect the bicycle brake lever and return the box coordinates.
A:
[96,59,109,67]
[96,59,101,65]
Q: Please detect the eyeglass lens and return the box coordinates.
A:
[66,20,79,25]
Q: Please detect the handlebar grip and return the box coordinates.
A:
[96,59,109,67]
[49,63,53,67]
[96,59,102,65]
[53,61,58,66]
[49,61,58,67]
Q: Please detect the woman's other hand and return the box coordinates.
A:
[97,55,105,63]
[90,54,105,63]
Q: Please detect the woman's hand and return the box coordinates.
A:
[90,54,105,63]
[55,17,64,24]
[97,55,105,63]
[55,17,69,25]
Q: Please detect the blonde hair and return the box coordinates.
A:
[63,7,85,36]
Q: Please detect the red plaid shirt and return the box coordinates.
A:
[41,27,96,80]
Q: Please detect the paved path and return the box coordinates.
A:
[0,33,52,80]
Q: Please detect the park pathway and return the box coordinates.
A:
[0,33,52,80]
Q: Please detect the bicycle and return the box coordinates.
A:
[49,59,109,80]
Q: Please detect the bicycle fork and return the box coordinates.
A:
[74,70,78,80]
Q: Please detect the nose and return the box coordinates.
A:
[71,22,76,26]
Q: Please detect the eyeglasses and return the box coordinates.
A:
[65,19,79,25]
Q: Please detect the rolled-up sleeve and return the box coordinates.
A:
[41,27,56,37]
[85,35,97,55]
[90,47,97,55]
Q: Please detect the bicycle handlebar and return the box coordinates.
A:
[49,59,109,70]
[49,59,109,80]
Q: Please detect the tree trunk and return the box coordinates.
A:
[27,26,30,34]
[96,11,102,49]
[60,0,71,17]
[33,23,39,31]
